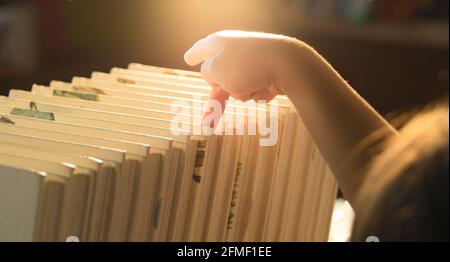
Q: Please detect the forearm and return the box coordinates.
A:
[184,31,397,205]
[277,43,398,204]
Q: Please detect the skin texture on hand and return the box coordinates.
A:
[184,30,398,209]
[184,31,293,101]
[184,30,301,130]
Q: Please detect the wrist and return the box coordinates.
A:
[271,38,317,97]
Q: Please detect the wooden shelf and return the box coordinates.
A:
[291,20,449,49]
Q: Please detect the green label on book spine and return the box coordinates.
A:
[53,89,100,101]
[10,108,55,121]
[0,115,15,124]
[72,86,106,95]
[117,77,136,85]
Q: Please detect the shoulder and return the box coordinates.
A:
[351,105,449,241]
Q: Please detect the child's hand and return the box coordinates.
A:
[184,30,397,205]
[184,30,304,127]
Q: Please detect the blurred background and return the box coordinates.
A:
[0,0,448,115]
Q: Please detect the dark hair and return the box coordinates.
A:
[351,102,449,241]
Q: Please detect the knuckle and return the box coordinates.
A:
[200,63,210,78]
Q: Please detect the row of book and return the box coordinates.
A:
[0,63,337,242]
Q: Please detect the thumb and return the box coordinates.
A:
[203,85,230,129]
[184,35,223,66]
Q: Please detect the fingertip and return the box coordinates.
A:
[209,85,230,100]
[184,38,206,66]
[184,49,197,66]
[184,36,222,67]
[202,86,229,130]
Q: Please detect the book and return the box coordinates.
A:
[0,129,124,241]
[0,63,338,242]
[0,153,74,241]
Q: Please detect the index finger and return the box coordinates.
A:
[203,84,230,130]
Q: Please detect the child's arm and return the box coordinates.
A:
[184,30,398,205]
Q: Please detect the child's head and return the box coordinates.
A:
[352,99,449,241]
